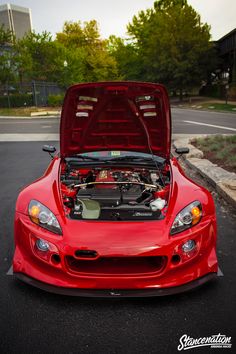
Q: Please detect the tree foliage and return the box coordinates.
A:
[14,32,57,82]
[0,49,16,86]
[124,0,216,94]
[0,25,13,45]
[0,2,217,96]
[0,20,119,89]
[0,26,15,86]
[56,20,118,85]
[57,20,100,48]
[108,36,142,80]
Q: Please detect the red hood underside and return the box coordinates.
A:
[60,82,171,158]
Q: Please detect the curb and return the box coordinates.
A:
[0,133,59,142]
[171,106,236,114]
[173,137,236,209]
[0,115,60,119]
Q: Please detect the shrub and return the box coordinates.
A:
[47,94,64,107]
[0,93,33,108]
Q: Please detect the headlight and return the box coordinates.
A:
[170,201,202,235]
[28,200,62,235]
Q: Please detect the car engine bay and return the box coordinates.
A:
[60,161,170,221]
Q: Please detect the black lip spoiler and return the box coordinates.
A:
[14,272,217,297]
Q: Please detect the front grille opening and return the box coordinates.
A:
[74,249,98,258]
[66,256,167,276]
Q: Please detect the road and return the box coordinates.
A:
[0,108,236,138]
[0,109,236,353]
[172,108,236,133]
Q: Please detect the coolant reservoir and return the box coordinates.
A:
[150,198,165,211]
[77,199,101,219]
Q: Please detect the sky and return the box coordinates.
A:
[1,0,235,40]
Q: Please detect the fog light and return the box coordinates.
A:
[36,239,50,252]
[171,254,181,264]
[182,239,196,253]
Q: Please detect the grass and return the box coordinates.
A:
[200,102,236,112]
[0,106,61,116]
[173,99,236,113]
[192,135,236,173]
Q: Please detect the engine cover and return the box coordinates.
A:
[76,188,121,206]
[99,205,161,221]
[70,204,161,221]
[76,185,144,207]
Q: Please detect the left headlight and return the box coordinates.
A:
[28,200,62,235]
[170,201,202,235]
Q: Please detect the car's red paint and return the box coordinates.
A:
[13,82,218,296]
[60,82,171,158]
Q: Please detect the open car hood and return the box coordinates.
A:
[60,82,171,158]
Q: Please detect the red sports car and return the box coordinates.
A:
[13,82,218,296]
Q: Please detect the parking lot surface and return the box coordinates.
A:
[0,141,235,353]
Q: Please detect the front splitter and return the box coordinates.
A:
[14,272,217,297]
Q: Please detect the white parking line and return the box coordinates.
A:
[0,121,39,124]
[6,265,13,275]
[0,133,59,141]
[184,120,236,132]
[0,121,56,124]
[0,115,59,119]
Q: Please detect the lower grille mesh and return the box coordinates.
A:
[65,256,167,276]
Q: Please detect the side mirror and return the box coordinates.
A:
[42,145,56,159]
[175,147,189,160]
[42,145,56,153]
[175,147,189,155]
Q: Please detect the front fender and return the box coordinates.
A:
[167,159,216,225]
[15,157,63,216]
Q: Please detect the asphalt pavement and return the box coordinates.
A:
[0,143,236,354]
[0,109,236,353]
[0,108,236,137]
[172,108,236,133]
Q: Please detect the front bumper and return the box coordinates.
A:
[13,212,218,293]
[14,272,217,297]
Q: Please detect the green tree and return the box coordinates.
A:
[56,20,119,83]
[127,0,217,98]
[1,21,119,90]
[108,35,141,80]
[0,50,16,86]
[0,25,13,45]
[0,26,16,87]
[57,20,100,48]
[15,31,60,81]
[13,31,71,88]
[13,40,33,85]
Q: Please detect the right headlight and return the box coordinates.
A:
[170,201,202,235]
[28,200,62,235]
